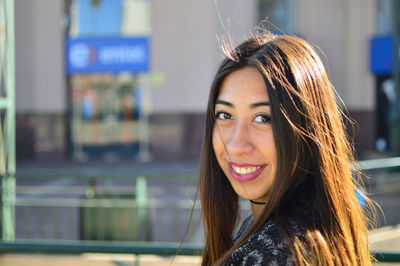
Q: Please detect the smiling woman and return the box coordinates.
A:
[212,67,277,220]
[199,32,375,265]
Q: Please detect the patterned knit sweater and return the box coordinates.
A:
[225,214,299,266]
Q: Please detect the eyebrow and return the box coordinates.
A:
[215,99,270,109]
[250,101,270,108]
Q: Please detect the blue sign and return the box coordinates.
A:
[66,37,150,74]
[370,35,399,75]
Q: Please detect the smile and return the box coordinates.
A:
[228,162,266,182]
[232,165,262,174]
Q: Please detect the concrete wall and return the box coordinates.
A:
[296,0,375,111]
[15,0,65,113]
[150,0,257,113]
[15,0,257,114]
[14,0,378,159]
[14,0,375,114]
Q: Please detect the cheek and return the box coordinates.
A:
[213,127,231,170]
[258,132,277,164]
[212,128,222,156]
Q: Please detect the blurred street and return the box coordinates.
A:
[0,254,202,266]
[15,159,400,248]
[370,224,400,252]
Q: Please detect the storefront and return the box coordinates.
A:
[66,0,151,160]
[370,35,400,154]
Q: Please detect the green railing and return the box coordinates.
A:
[357,156,400,170]
[0,0,15,242]
[0,240,204,256]
[0,168,205,266]
[10,169,204,243]
[0,157,397,263]
[0,241,398,264]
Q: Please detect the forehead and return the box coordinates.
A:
[217,67,269,103]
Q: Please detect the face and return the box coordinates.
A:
[212,67,277,203]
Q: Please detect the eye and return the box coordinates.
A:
[254,114,271,124]
[215,111,232,120]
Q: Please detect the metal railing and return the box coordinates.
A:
[0,0,16,242]
[11,168,206,243]
[0,156,397,263]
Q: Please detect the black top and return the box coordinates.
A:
[225,214,299,266]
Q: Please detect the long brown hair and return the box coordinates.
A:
[199,32,375,265]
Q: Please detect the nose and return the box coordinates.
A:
[226,119,253,156]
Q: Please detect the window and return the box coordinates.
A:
[258,0,296,34]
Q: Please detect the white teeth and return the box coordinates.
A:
[232,166,261,175]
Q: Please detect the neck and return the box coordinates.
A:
[251,202,265,220]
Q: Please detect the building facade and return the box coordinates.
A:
[15,0,381,161]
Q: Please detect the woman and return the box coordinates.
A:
[199,32,374,265]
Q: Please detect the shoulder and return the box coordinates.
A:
[227,219,296,266]
[234,215,254,243]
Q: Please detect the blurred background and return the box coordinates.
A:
[1,0,400,265]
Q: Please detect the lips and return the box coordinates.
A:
[228,162,266,182]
